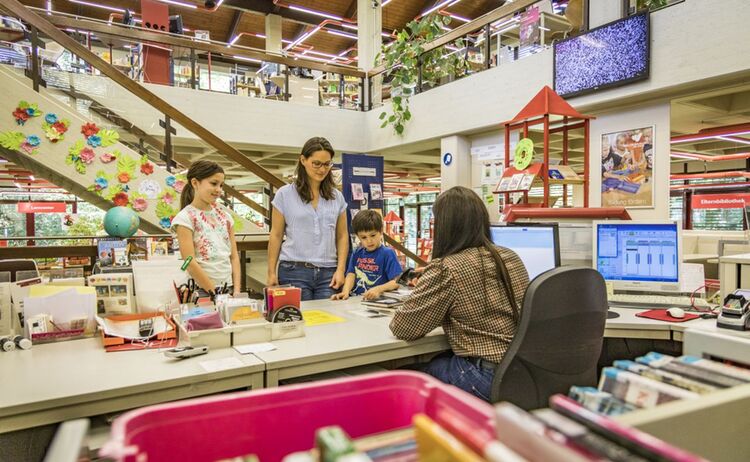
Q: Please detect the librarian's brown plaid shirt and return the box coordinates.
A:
[390,246,529,363]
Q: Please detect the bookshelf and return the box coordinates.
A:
[318,74,360,109]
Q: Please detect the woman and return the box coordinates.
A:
[172,160,241,297]
[390,186,529,402]
[267,137,349,300]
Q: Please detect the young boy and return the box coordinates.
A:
[331,210,403,301]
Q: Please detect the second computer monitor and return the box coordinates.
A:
[593,220,681,292]
[490,223,561,281]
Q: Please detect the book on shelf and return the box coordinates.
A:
[598,367,700,408]
[97,239,127,267]
[676,355,750,382]
[568,386,636,416]
[635,352,746,388]
[612,360,719,395]
[508,173,525,191]
[361,295,403,309]
[496,176,513,192]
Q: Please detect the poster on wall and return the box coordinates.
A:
[481,161,504,186]
[519,6,540,49]
[601,126,654,209]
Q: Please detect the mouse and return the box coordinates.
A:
[666,307,685,319]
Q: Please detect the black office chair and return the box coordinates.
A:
[490,266,608,409]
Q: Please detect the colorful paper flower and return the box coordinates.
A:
[162,191,174,204]
[52,121,68,134]
[113,192,129,207]
[132,198,148,212]
[26,135,41,147]
[13,108,29,125]
[45,113,58,124]
[117,172,131,184]
[159,217,172,228]
[81,122,99,138]
[87,134,102,147]
[165,175,176,187]
[140,162,154,175]
[79,147,95,164]
[94,177,109,190]
[20,142,35,154]
[173,180,186,193]
[100,152,117,163]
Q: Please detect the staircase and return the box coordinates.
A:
[0,65,256,233]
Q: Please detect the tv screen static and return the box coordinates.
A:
[554,12,649,98]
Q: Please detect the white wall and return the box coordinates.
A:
[589,102,671,220]
[588,0,622,28]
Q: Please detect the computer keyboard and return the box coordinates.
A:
[608,293,715,310]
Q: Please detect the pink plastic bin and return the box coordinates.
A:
[101,371,494,462]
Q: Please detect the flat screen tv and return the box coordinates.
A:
[554,12,650,98]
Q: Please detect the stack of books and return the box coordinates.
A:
[361,288,412,310]
[569,352,750,417]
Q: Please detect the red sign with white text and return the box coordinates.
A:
[691,193,750,209]
[17,202,67,213]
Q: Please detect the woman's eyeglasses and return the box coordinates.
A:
[310,161,333,169]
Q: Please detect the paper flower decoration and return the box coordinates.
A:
[26,135,41,147]
[162,191,174,204]
[132,197,148,212]
[79,147,95,164]
[66,140,88,174]
[140,162,154,175]
[12,108,29,125]
[94,176,109,190]
[20,142,36,154]
[81,122,99,138]
[113,192,130,207]
[42,117,70,143]
[87,134,102,147]
[45,113,58,124]
[165,176,176,187]
[117,172,131,183]
[159,217,172,229]
[12,101,41,125]
[100,152,117,163]
[173,180,186,193]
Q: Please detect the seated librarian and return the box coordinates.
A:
[390,186,530,402]
[331,210,402,301]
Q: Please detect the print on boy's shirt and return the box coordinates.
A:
[346,246,403,296]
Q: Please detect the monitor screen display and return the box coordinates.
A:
[554,12,649,98]
[490,225,559,280]
[595,222,679,284]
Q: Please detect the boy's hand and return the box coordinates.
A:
[362,287,383,301]
[331,291,349,301]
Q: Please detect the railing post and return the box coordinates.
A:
[368,76,373,111]
[359,77,365,112]
[484,24,492,69]
[339,73,345,109]
[265,185,274,229]
[30,26,41,92]
[417,56,423,94]
[190,48,196,89]
[160,116,176,172]
[284,66,290,102]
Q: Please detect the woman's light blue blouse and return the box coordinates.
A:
[272,184,348,267]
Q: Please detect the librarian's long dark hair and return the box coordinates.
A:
[294,137,337,203]
[180,160,225,210]
[431,186,519,320]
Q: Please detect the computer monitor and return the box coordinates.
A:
[593,220,682,292]
[490,223,561,280]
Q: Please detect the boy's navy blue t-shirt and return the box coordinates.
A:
[346,245,402,295]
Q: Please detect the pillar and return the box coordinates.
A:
[441,135,472,191]
[358,0,382,107]
[265,14,282,53]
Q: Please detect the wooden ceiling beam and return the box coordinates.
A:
[226,9,244,43]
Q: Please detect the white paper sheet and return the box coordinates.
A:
[95,315,172,340]
[199,357,244,372]
[680,262,706,294]
[233,342,277,354]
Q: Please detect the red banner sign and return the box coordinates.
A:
[691,193,750,209]
[17,202,67,213]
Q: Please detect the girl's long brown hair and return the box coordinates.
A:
[180,160,225,210]
[294,137,336,203]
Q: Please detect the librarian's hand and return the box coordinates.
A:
[331,292,349,301]
[266,273,278,287]
[363,287,383,301]
[329,270,345,289]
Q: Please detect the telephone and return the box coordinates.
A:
[717,290,750,331]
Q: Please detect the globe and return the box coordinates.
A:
[103,206,140,238]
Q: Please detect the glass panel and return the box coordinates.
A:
[404,206,418,255]
[419,205,433,239]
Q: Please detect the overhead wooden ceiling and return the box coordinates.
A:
[14,0,511,63]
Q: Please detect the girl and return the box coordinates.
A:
[390,186,530,402]
[267,137,349,300]
[172,160,241,297]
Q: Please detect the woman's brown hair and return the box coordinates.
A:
[294,137,336,203]
[180,160,225,210]
[431,186,519,320]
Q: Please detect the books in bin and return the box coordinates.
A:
[598,367,700,408]
[568,386,636,417]
[361,295,403,310]
[635,352,747,388]
[613,360,719,395]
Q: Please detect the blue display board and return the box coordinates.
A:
[341,153,384,234]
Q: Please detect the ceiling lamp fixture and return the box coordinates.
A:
[422,0,459,17]
[157,0,197,8]
[289,5,344,21]
[68,0,125,13]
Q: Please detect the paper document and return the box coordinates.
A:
[199,357,244,372]
[303,309,346,327]
[233,342,277,354]
[95,315,172,340]
[679,263,706,294]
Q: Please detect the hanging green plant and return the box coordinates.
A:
[0,131,26,151]
[377,14,468,135]
[66,140,88,174]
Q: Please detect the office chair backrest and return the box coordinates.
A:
[490,266,607,409]
[0,259,39,282]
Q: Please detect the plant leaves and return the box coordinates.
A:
[156,201,176,220]
[117,154,138,175]
[0,131,25,150]
[388,115,396,123]
[395,124,404,135]
[379,112,386,120]
[98,129,120,147]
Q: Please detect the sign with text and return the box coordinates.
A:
[691,193,750,209]
[17,202,66,213]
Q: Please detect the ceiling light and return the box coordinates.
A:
[233,55,262,63]
[341,23,358,30]
[255,33,266,38]
[228,35,240,46]
[671,131,750,144]
[14,182,22,189]
[327,29,358,40]
[47,0,53,15]
[29,175,35,181]
[289,5,343,21]
[448,13,470,23]
[157,0,197,8]
[422,0,456,17]
[717,136,750,145]
[68,0,125,13]
[382,0,393,6]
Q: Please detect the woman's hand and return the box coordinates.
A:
[266,272,279,287]
[331,291,349,301]
[329,269,346,289]
[363,287,384,301]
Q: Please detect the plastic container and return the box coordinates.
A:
[101,371,494,462]
[177,321,232,349]
[231,320,304,345]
